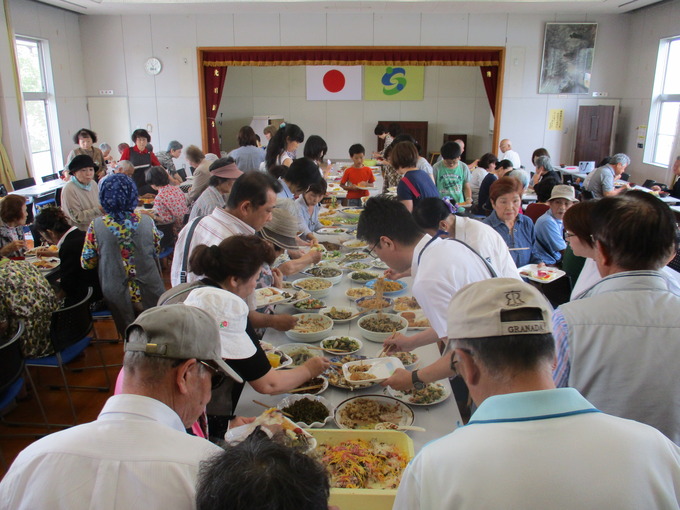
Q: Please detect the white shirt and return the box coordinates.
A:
[394,388,680,510]
[171,207,255,286]
[411,234,493,338]
[453,216,521,280]
[469,167,488,204]
[416,157,434,178]
[499,148,521,168]
[0,394,223,510]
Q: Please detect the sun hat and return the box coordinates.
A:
[209,158,243,179]
[125,304,243,383]
[447,278,553,339]
[68,154,98,173]
[260,204,299,251]
[548,185,578,202]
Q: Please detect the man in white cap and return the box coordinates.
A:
[0,305,247,510]
[533,184,578,265]
[393,278,680,510]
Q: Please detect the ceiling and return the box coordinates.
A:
[34,0,666,16]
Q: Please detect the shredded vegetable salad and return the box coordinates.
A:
[319,439,408,489]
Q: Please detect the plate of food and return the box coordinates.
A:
[278,343,320,366]
[341,357,404,385]
[340,208,364,217]
[372,259,389,270]
[319,306,362,324]
[322,250,343,261]
[302,266,343,285]
[334,395,415,430]
[24,245,58,257]
[365,278,407,296]
[287,375,329,395]
[393,296,421,312]
[320,335,363,355]
[342,252,371,264]
[379,350,419,370]
[342,261,372,271]
[387,380,452,406]
[254,287,289,307]
[348,270,382,284]
[293,298,327,311]
[292,277,333,299]
[342,239,368,250]
[326,355,376,390]
[335,216,359,226]
[355,296,394,314]
[317,227,349,235]
[285,313,334,342]
[225,408,317,452]
[397,311,431,330]
[265,349,293,370]
[318,241,343,253]
[518,264,566,283]
[29,257,59,271]
[357,313,408,342]
[277,394,334,428]
[345,287,375,301]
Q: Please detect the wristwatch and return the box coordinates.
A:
[411,370,426,390]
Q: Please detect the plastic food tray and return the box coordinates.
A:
[308,429,415,510]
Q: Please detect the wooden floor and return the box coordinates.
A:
[0,264,173,478]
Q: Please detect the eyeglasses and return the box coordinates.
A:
[450,348,472,376]
[564,231,577,239]
[367,240,380,259]
[198,360,227,389]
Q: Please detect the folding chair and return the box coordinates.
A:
[41,173,60,182]
[26,288,111,426]
[11,177,36,191]
[0,321,51,450]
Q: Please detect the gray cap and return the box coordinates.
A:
[125,304,243,383]
[447,278,553,339]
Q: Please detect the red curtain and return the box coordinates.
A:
[203,65,228,154]
[480,66,498,117]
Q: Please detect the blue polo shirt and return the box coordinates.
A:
[533,209,566,264]
[483,211,541,267]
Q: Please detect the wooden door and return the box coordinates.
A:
[377,121,428,156]
[574,105,614,165]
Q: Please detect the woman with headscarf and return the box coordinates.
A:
[81,174,165,333]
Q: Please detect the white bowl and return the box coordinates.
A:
[355,296,394,314]
[285,313,334,343]
[292,297,327,311]
[342,239,369,251]
[302,266,343,285]
[319,305,362,324]
[319,335,363,355]
[377,349,420,371]
[278,343,321,366]
[277,394,334,428]
[365,278,408,296]
[345,287,375,301]
[292,277,333,299]
[341,261,373,272]
[348,270,382,284]
[340,207,363,218]
[357,313,408,343]
[286,374,329,396]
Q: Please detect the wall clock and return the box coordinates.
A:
[145,57,162,75]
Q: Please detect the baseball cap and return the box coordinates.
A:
[183,287,255,360]
[125,304,243,383]
[209,158,243,179]
[260,204,299,250]
[68,154,98,173]
[447,278,553,339]
[548,185,578,202]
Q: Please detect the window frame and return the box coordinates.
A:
[645,35,680,168]
[15,35,62,179]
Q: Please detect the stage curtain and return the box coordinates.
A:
[480,66,498,117]
[203,65,227,154]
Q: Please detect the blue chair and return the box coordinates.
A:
[0,321,50,464]
[26,288,111,426]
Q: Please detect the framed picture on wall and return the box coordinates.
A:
[539,23,597,94]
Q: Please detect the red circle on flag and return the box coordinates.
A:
[323,70,345,93]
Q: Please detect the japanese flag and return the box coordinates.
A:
[306,66,362,101]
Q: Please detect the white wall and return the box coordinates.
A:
[77,9,637,171]
[217,65,492,160]
[6,0,88,179]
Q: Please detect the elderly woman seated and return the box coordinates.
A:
[145,166,188,236]
[60,154,105,231]
[155,140,184,183]
[81,174,165,333]
[531,155,561,189]
[533,185,578,265]
[483,176,543,268]
[0,256,58,357]
[189,158,243,221]
[0,195,29,258]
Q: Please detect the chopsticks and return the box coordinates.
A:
[288,384,324,393]
[508,247,531,251]
[306,345,346,353]
[252,399,294,418]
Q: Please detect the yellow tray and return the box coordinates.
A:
[309,428,414,510]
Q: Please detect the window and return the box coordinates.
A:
[646,36,680,167]
[15,36,61,179]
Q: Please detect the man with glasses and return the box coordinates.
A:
[1,305,248,510]
[357,195,493,391]
[394,278,680,510]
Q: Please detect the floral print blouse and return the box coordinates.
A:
[81,213,161,303]
[153,185,189,235]
[0,258,58,358]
